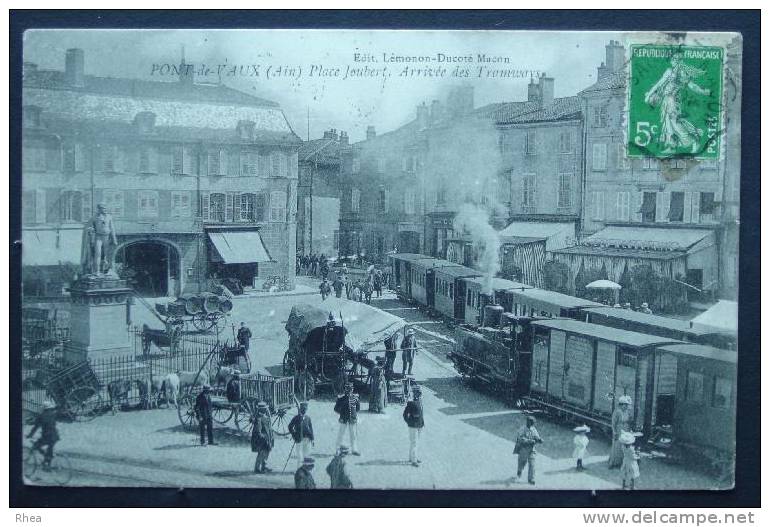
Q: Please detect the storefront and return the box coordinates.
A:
[206,227,273,290]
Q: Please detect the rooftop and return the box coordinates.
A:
[532,318,682,348]
[658,343,737,364]
[298,138,349,164]
[579,71,627,94]
[500,96,582,124]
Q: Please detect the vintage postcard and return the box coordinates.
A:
[19,28,741,491]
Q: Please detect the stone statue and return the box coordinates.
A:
[81,203,118,276]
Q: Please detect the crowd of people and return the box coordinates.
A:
[319,264,388,305]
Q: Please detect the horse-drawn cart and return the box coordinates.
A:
[154,292,233,334]
[45,361,104,421]
[282,298,406,398]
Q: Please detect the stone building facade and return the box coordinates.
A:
[22,49,300,299]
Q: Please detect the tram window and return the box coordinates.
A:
[617,351,637,368]
[712,377,732,408]
[685,371,705,403]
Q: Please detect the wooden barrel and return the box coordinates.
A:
[178,294,203,315]
[200,293,221,314]
[218,297,233,313]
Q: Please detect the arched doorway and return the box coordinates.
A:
[115,240,180,298]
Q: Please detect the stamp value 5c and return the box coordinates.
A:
[628,44,724,160]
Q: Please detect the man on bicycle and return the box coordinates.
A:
[27,400,60,469]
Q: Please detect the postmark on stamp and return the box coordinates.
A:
[627,44,724,160]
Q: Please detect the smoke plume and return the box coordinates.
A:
[453,203,501,294]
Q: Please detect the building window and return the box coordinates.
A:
[671,158,687,169]
[712,377,732,409]
[138,190,159,218]
[616,191,630,221]
[352,158,361,173]
[209,149,228,176]
[239,193,256,221]
[616,144,630,170]
[559,131,573,153]
[591,191,605,221]
[351,188,360,213]
[23,106,42,128]
[102,190,124,218]
[700,192,717,222]
[557,172,573,209]
[60,191,84,222]
[172,147,184,175]
[685,371,705,403]
[252,193,266,222]
[23,143,48,172]
[592,105,608,127]
[642,157,659,170]
[170,191,191,218]
[270,191,287,222]
[377,158,386,173]
[378,188,389,213]
[525,131,537,155]
[522,173,536,211]
[209,192,226,222]
[592,143,607,171]
[138,146,157,174]
[241,151,259,176]
[102,145,121,173]
[64,143,85,173]
[668,192,685,222]
[640,192,657,223]
[404,191,416,214]
[270,152,284,177]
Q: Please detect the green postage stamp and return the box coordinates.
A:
[627,44,724,159]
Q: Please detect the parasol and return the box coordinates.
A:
[585,279,622,290]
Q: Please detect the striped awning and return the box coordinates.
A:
[208,231,272,264]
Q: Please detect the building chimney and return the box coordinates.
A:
[65,48,85,88]
[597,61,609,80]
[605,40,625,73]
[23,62,38,79]
[339,131,349,145]
[366,125,376,140]
[430,99,443,123]
[527,77,540,103]
[539,76,554,108]
[134,111,157,134]
[416,102,429,130]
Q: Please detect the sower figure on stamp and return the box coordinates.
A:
[294,457,316,489]
[81,203,118,275]
[195,384,216,446]
[401,327,418,376]
[288,401,315,470]
[334,382,361,456]
[251,402,274,474]
[513,415,542,485]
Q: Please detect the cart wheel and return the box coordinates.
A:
[271,408,291,437]
[65,387,103,422]
[177,394,198,430]
[211,394,234,425]
[234,400,255,434]
[295,371,315,399]
[192,313,211,332]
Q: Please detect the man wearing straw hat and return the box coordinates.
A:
[401,327,419,376]
[251,401,274,474]
[513,415,542,485]
[403,384,425,467]
[294,457,316,489]
[288,401,315,470]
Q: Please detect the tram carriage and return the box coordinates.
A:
[431,265,482,321]
[462,276,534,326]
[505,287,603,319]
[389,253,433,300]
[408,257,458,308]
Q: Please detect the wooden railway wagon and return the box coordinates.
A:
[656,343,736,477]
[432,264,482,321]
[389,254,435,299]
[506,288,603,319]
[462,276,534,326]
[409,258,461,309]
[525,318,682,437]
[582,307,735,349]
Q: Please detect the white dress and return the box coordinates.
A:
[572,434,589,460]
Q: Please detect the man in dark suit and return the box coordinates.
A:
[403,385,425,467]
[294,457,316,489]
[334,383,361,455]
[251,401,274,474]
[288,401,314,470]
[401,328,419,375]
[236,322,252,351]
[194,384,216,446]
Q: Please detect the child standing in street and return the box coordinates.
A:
[620,431,640,490]
[572,425,590,471]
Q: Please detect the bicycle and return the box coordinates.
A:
[23,443,72,485]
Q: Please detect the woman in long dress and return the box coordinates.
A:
[368,364,387,413]
[608,396,632,468]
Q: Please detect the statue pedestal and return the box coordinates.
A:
[65,275,133,364]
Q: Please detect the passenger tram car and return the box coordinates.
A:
[389,253,737,479]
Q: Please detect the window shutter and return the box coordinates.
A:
[226,193,234,222]
[259,154,269,177]
[219,150,227,176]
[691,192,700,223]
[114,146,124,173]
[200,193,210,220]
[183,147,194,175]
[208,152,218,176]
[633,191,643,222]
[656,192,666,222]
[683,192,692,223]
[228,150,240,176]
[233,193,242,221]
[74,192,84,222]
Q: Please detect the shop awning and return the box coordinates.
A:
[22,228,83,267]
[208,231,272,264]
[580,226,715,253]
[498,221,574,241]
